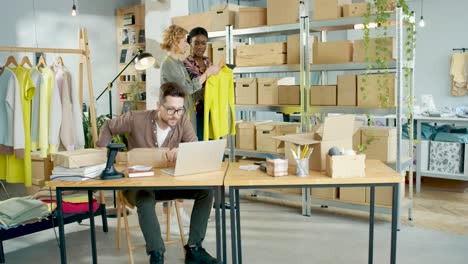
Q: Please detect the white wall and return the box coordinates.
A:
[144,0,189,109]
[0,0,140,116]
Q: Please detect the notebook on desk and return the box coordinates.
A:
[161,139,226,176]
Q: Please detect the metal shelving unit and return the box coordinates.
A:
[209,2,414,221]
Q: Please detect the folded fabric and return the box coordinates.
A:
[34,186,84,200]
[433,132,468,143]
[0,197,50,227]
[42,199,99,214]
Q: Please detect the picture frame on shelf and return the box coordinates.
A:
[119,49,127,64]
[122,28,129,45]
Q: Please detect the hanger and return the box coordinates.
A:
[4,56,18,67]
[36,55,47,68]
[20,56,33,68]
[56,56,65,66]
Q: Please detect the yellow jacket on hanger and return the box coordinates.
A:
[203,66,235,141]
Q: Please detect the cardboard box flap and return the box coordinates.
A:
[278,77,295,85]
[53,149,107,169]
[257,77,279,84]
[212,42,226,49]
[256,123,277,132]
[273,133,321,145]
[321,115,355,141]
[235,78,256,85]
[362,127,397,137]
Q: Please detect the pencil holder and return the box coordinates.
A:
[295,158,309,177]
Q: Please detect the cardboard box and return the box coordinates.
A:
[326,154,366,178]
[266,159,289,177]
[313,41,353,64]
[353,127,362,151]
[339,187,366,203]
[115,151,128,165]
[278,85,300,105]
[31,152,53,180]
[236,54,287,67]
[236,121,270,150]
[337,75,357,106]
[205,43,213,63]
[353,37,395,63]
[172,12,212,32]
[357,73,395,107]
[342,3,369,17]
[237,7,267,28]
[211,5,235,31]
[365,184,404,207]
[312,188,338,200]
[310,85,337,106]
[127,148,169,168]
[237,42,286,56]
[212,42,226,66]
[257,78,279,105]
[27,185,42,196]
[267,0,299,26]
[274,115,355,171]
[313,0,349,21]
[287,35,316,64]
[235,78,257,105]
[256,122,300,153]
[53,149,106,169]
[361,126,397,162]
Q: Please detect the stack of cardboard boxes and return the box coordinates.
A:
[28,152,53,195]
[235,77,300,105]
[235,121,300,154]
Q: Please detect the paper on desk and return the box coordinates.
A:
[239,165,260,171]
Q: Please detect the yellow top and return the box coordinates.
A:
[203,66,235,141]
[5,66,35,186]
[38,67,55,157]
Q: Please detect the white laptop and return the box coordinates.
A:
[161,139,226,176]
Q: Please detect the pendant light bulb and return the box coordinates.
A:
[419,16,425,27]
[72,3,77,16]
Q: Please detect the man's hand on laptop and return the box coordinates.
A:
[166,148,178,163]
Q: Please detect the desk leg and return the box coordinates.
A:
[368,186,375,264]
[222,186,227,264]
[214,187,221,263]
[416,120,422,193]
[235,189,242,264]
[302,188,311,216]
[229,188,237,264]
[56,189,67,263]
[88,191,98,264]
[101,203,108,233]
[391,184,399,264]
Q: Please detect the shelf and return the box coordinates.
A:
[119,99,146,102]
[250,189,412,215]
[310,106,397,115]
[225,149,282,159]
[309,13,396,32]
[235,105,301,112]
[119,81,146,85]
[386,156,413,171]
[233,61,408,74]
[420,170,468,181]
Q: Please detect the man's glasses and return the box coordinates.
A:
[161,105,186,116]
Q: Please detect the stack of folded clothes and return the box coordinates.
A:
[34,187,99,214]
[0,197,50,228]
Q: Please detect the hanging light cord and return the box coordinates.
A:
[33,0,39,48]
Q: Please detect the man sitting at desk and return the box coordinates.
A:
[97,82,217,264]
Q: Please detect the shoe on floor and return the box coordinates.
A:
[184,244,218,264]
[149,251,164,264]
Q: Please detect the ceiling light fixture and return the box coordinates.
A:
[419,0,425,27]
[72,0,77,16]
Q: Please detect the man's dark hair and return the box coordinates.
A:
[159,82,186,103]
[187,27,208,44]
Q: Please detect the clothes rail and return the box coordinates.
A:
[453,48,468,52]
[0,28,98,145]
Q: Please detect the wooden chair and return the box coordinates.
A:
[116,191,186,264]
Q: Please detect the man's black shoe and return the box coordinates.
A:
[149,250,164,264]
[184,244,218,264]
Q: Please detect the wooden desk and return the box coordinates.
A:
[49,166,227,264]
[224,160,403,264]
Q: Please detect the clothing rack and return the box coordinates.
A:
[453,48,468,52]
[0,28,98,146]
